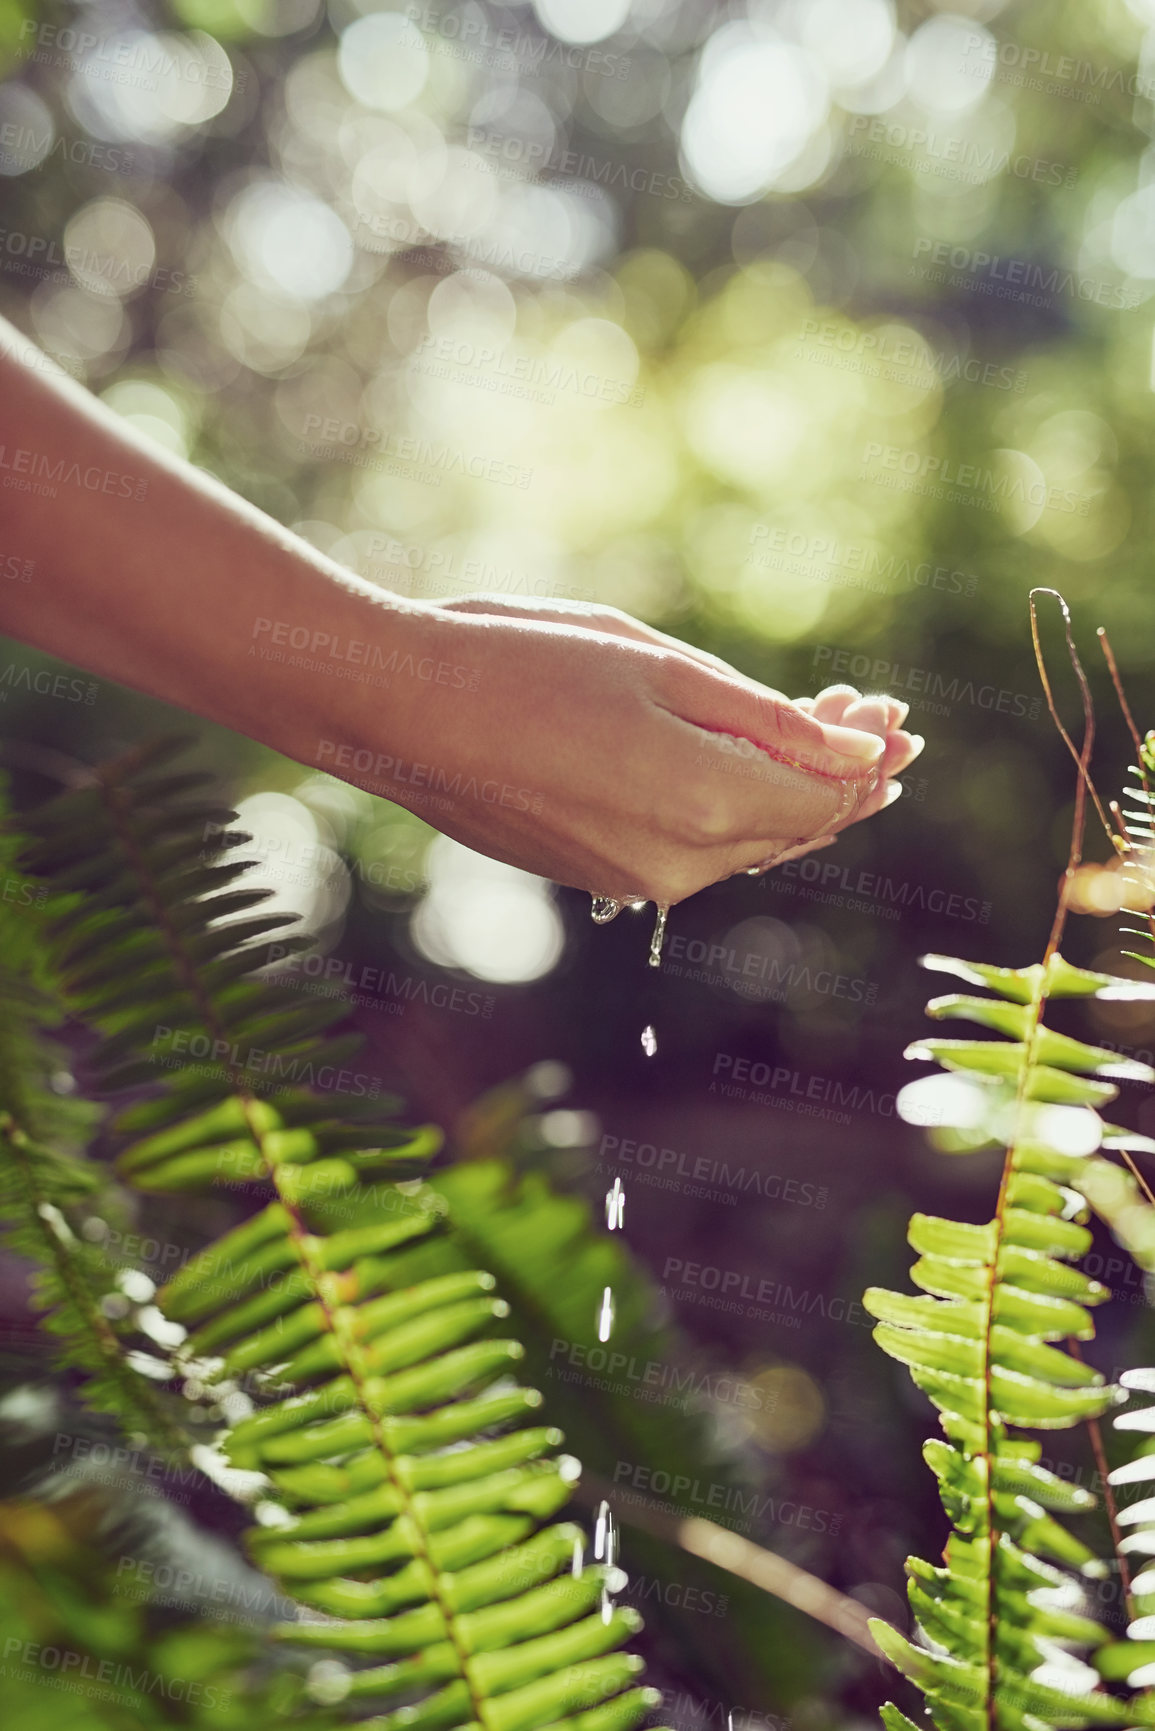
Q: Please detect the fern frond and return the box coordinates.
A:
[0,1114,190,1446]
[865,949,1155,1729]
[1077,726,1155,1695]
[0,1492,326,1729]
[10,741,665,1731]
[0,796,192,1447]
[1098,1375,1155,1690]
[161,1178,654,1731]
[13,739,432,1183]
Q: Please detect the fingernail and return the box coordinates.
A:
[825,724,886,763]
[884,780,903,808]
[906,734,926,760]
[890,699,910,727]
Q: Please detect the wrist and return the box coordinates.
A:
[275,585,464,803]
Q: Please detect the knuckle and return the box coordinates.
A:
[758,694,819,754]
[658,652,706,701]
[678,788,737,846]
[758,699,789,742]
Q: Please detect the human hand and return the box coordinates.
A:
[432,594,748,680]
[365,602,923,908]
[429,594,922,875]
[0,322,913,905]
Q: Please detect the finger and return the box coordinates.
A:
[831,772,906,833]
[670,717,881,852]
[762,832,837,866]
[662,666,887,786]
[714,834,838,880]
[877,730,925,780]
[808,688,911,737]
[810,684,861,725]
[725,768,908,875]
[754,834,834,872]
[839,694,892,741]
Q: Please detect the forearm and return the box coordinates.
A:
[0,316,434,768]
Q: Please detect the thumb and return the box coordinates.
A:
[661,665,887,782]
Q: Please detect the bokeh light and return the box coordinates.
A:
[412,837,564,982]
[681,27,830,204]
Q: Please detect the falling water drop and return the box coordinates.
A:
[597,1507,617,1616]
[597,1285,615,1341]
[647,903,670,968]
[590,896,624,924]
[594,1499,617,1564]
[605,1177,625,1231]
[640,1024,657,1058]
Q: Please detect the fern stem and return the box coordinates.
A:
[269,1177,493,1724]
[1071,1346,1133,1622]
[1098,627,1149,800]
[1030,588,1114,863]
[95,769,493,1724]
[984,1144,1014,1726]
[573,1472,880,1657]
[1120,1151,1155,1210]
[973,597,1092,1721]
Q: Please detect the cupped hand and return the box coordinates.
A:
[431,599,918,779]
[369,598,924,908]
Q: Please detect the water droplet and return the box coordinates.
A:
[640,1024,657,1058]
[833,770,879,825]
[648,903,670,968]
[590,896,624,924]
[605,1177,625,1231]
[597,1285,615,1341]
[601,1581,615,1624]
[572,1536,584,1577]
[594,1499,617,1565]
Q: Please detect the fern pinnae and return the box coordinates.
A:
[1080,652,1155,1692]
[0,1110,190,1448]
[866,595,1155,1729]
[11,739,664,1731]
[867,950,1155,1726]
[0,807,191,1448]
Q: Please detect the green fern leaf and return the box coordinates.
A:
[870,952,1155,1729]
[7,740,667,1731]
